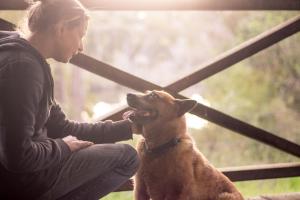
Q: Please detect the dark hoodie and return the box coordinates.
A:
[0,31,133,199]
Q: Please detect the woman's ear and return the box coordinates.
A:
[175,99,198,117]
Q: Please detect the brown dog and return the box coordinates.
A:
[126,90,244,200]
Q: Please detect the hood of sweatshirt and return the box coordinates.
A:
[0,31,55,103]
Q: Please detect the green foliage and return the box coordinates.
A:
[235,177,300,197]
[101,192,133,200]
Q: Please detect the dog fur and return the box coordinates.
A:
[126,90,244,200]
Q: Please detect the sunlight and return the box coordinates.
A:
[92,102,114,119]
[137,11,147,20]
[92,100,125,121]
[186,94,210,130]
[81,98,126,122]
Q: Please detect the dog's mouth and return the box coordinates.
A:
[123,107,158,123]
[125,93,158,123]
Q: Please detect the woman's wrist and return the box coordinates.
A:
[130,121,143,135]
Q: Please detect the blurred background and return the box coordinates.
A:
[1,10,299,199]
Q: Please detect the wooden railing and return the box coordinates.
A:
[1,0,300,192]
[1,0,300,10]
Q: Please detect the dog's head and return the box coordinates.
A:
[126,90,197,125]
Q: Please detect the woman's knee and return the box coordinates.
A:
[85,143,139,176]
[118,144,140,175]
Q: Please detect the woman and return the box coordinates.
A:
[0,0,140,199]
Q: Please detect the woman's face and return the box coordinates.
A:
[53,19,88,63]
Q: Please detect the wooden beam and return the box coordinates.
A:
[0,19,15,31]
[221,162,300,181]
[190,104,300,158]
[116,163,300,191]
[0,0,28,10]
[70,54,162,92]
[1,0,300,10]
[167,15,300,92]
[81,0,300,11]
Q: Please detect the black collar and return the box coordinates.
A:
[143,138,181,155]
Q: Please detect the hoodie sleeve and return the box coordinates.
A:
[1,60,71,173]
[46,104,133,143]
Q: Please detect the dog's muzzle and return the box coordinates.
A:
[126,93,158,123]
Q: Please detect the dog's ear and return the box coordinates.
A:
[175,99,198,117]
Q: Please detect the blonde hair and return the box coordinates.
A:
[20,0,89,34]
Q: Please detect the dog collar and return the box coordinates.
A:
[144,138,181,155]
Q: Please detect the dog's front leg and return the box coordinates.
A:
[176,183,193,200]
[134,176,150,200]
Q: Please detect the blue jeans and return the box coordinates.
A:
[38,143,139,200]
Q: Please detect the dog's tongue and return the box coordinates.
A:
[122,110,151,121]
[137,110,151,116]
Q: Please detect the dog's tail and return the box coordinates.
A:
[218,192,244,200]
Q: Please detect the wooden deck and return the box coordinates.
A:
[248,192,300,200]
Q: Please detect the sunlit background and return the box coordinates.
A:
[1,9,300,199]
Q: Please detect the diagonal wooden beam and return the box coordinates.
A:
[1,0,300,10]
[167,15,300,92]
[70,53,300,158]
[70,54,162,92]
[0,19,16,31]
[190,103,300,158]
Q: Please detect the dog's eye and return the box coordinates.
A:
[148,92,159,100]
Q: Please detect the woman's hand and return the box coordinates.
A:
[62,135,94,152]
[123,110,143,134]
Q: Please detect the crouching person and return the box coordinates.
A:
[0,0,139,199]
